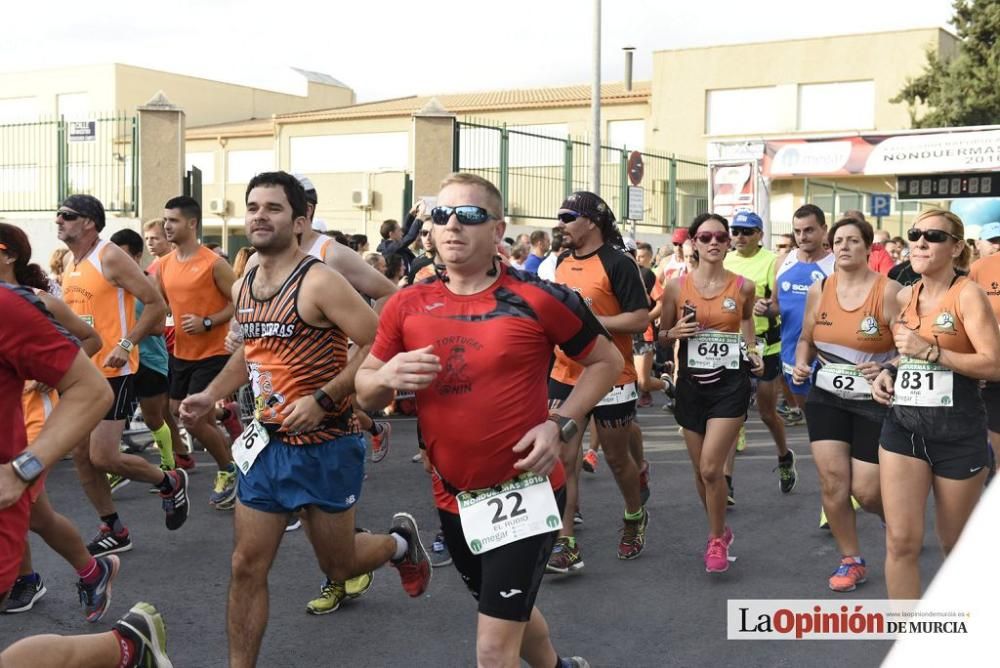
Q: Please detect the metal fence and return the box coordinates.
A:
[454,120,707,233]
[0,113,138,213]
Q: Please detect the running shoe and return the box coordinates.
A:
[285,518,302,532]
[1,574,46,613]
[819,508,830,530]
[573,510,584,526]
[161,469,189,531]
[87,524,133,556]
[776,400,792,417]
[775,450,798,494]
[639,460,651,505]
[345,571,374,598]
[563,659,591,668]
[618,508,648,560]
[389,512,431,597]
[851,495,862,511]
[210,468,238,508]
[371,421,391,463]
[173,452,196,471]
[582,450,599,474]
[704,535,730,573]
[722,525,734,549]
[726,477,736,507]
[828,556,867,592]
[113,602,172,668]
[735,426,746,452]
[660,374,676,413]
[306,580,346,615]
[546,537,584,573]
[430,532,452,568]
[411,452,423,463]
[781,407,805,426]
[77,555,120,623]
[108,473,131,494]
[220,401,243,441]
[637,391,653,408]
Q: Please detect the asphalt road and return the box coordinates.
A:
[1,399,947,667]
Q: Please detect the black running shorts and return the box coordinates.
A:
[169,354,228,401]
[548,379,636,429]
[880,411,990,480]
[438,488,566,622]
[134,364,169,400]
[104,375,137,421]
[804,400,880,464]
[982,382,1000,434]
[758,353,781,383]
[674,372,751,435]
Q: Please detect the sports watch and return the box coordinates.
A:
[11,451,44,483]
[313,389,336,412]
[202,317,214,331]
[117,338,135,353]
[547,413,580,443]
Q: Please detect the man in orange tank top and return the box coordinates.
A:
[159,196,239,508]
[968,220,1000,473]
[57,195,189,556]
[180,172,429,667]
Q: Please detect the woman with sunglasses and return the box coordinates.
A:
[659,213,763,573]
[791,217,900,592]
[871,209,1000,599]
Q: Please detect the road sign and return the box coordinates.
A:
[628,151,644,186]
[68,121,96,142]
[870,193,891,217]
[627,186,644,220]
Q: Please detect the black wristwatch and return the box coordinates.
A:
[547,413,580,443]
[313,389,336,412]
[202,317,213,331]
[11,451,44,483]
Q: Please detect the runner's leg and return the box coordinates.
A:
[880,447,932,599]
[755,379,789,457]
[812,440,858,556]
[932,471,987,555]
[301,505,396,582]
[686,417,742,537]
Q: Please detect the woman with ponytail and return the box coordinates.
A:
[0,222,112,620]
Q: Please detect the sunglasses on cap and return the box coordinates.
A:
[730,227,758,237]
[56,210,83,221]
[906,227,961,244]
[430,205,496,226]
[557,211,582,224]
[694,231,730,245]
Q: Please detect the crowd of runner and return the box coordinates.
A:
[0,170,997,667]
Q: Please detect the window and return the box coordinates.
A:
[797,81,875,132]
[57,93,90,121]
[186,152,215,185]
[0,97,39,124]
[607,120,644,151]
[227,150,273,183]
[290,133,408,173]
[706,88,779,136]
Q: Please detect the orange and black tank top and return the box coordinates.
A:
[158,246,230,361]
[61,239,138,378]
[813,273,895,364]
[675,272,745,334]
[675,272,747,383]
[899,276,975,355]
[236,257,357,445]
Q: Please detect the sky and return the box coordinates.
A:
[1,0,956,103]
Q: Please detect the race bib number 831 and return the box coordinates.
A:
[894,359,954,407]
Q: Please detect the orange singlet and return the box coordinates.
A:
[899,276,975,355]
[158,246,230,361]
[812,273,895,363]
[61,239,138,377]
[236,257,356,445]
[675,273,747,383]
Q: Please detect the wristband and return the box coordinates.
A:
[312,389,336,412]
[880,363,898,377]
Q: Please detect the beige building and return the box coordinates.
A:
[0,64,354,127]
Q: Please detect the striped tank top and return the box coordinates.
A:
[236,256,356,445]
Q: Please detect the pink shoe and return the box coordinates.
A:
[722,525,734,549]
[705,536,730,573]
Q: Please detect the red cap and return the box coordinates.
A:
[671,228,689,244]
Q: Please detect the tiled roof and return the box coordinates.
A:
[276,81,650,123]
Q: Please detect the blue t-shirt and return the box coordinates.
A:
[523,253,544,274]
[136,299,169,377]
[776,252,835,368]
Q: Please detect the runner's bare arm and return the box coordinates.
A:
[552,335,623,422]
[598,309,649,335]
[658,279,696,344]
[740,279,764,374]
[102,243,167,365]
[207,257,237,326]
[39,293,102,357]
[936,282,1000,380]
[326,242,397,306]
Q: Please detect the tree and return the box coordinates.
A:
[893,0,1000,128]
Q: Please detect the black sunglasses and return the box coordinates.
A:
[557,211,581,224]
[907,227,961,244]
[56,211,82,221]
[430,205,495,226]
[731,227,758,237]
[420,229,432,237]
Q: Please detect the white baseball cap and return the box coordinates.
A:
[311,217,327,232]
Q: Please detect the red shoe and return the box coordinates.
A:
[390,513,431,597]
[220,401,243,441]
[582,450,599,474]
[371,421,391,463]
[174,453,196,471]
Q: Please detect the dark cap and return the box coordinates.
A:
[61,194,106,232]
[560,191,616,228]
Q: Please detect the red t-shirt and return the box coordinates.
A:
[0,284,79,463]
[371,266,605,513]
[868,244,894,275]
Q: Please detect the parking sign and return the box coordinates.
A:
[870,193,891,217]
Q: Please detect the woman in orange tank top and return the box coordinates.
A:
[792,217,901,593]
[659,213,763,574]
[870,209,1000,599]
